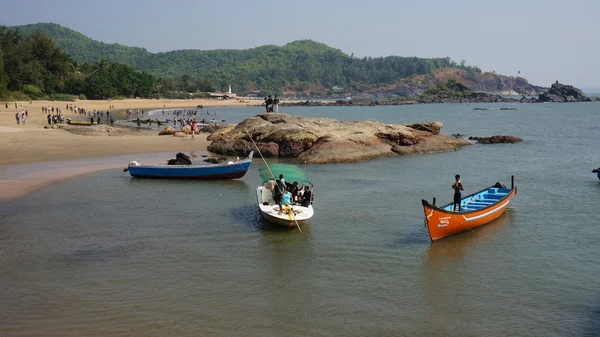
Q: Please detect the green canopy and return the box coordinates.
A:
[259,164,312,185]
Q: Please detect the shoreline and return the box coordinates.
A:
[0,150,217,202]
[0,98,256,201]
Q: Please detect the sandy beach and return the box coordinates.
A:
[0,98,261,200]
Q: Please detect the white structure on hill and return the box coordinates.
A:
[209,84,237,99]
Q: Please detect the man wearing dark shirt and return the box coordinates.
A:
[266,95,274,112]
[302,186,313,207]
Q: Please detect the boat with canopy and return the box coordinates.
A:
[256,164,314,227]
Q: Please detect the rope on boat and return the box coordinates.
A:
[243,127,303,233]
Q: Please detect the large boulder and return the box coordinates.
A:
[159,126,176,135]
[181,125,192,134]
[206,113,470,163]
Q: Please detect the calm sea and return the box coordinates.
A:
[1,102,600,337]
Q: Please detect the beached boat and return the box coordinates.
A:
[593,167,600,181]
[422,176,517,241]
[125,151,253,179]
[256,164,314,227]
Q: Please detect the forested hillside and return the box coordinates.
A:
[14,23,482,95]
[0,26,156,100]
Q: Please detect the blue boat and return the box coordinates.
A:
[593,167,600,181]
[125,151,253,179]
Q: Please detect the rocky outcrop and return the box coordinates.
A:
[207,113,469,164]
[159,126,176,135]
[364,68,548,97]
[468,135,523,144]
[538,81,596,102]
[282,92,538,107]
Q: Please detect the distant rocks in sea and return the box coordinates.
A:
[468,135,523,144]
[471,107,517,111]
[281,82,596,107]
[206,113,469,164]
[281,93,537,107]
[538,81,597,102]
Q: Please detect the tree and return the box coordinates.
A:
[0,49,8,97]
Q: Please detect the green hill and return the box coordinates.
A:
[14,23,151,68]
[13,23,482,95]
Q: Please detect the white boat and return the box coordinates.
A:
[256,164,314,227]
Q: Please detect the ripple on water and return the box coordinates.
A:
[2,103,600,336]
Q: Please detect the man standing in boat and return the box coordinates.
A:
[273,174,286,214]
[452,174,464,211]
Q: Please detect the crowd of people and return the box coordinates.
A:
[267,174,314,214]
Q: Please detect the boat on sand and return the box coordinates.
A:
[422,176,517,241]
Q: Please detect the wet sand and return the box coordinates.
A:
[0,98,257,200]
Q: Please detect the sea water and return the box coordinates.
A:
[1,102,599,336]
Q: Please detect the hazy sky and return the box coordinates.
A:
[1,0,598,88]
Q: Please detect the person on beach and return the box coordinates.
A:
[15,113,20,124]
[109,115,114,126]
[452,174,464,211]
[273,96,280,112]
[263,97,268,112]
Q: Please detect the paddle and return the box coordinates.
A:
[243,128,303,233]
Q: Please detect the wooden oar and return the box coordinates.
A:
[243,128,303,233]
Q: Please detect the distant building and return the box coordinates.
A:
[332,86,344,92]
[208,84,237,99]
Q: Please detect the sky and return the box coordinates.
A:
[1,0,598,88]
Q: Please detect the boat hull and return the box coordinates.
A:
[127,152,252,180]
[259,207,312,227]
[422,184,516,241]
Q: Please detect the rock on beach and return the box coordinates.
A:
[207,113,469,164]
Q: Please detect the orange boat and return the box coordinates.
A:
[422,176,517,241]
